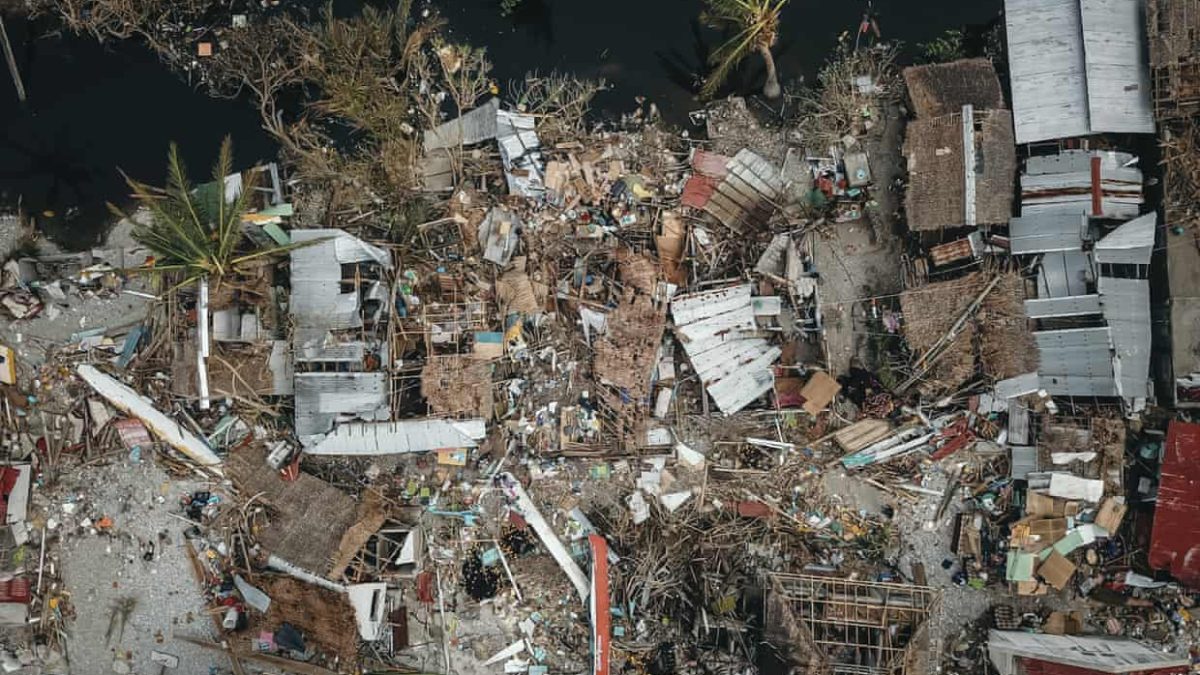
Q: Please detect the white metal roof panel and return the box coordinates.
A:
[1099,276,1151,400]
[1095,213,1155,265]
[671,284,780,414]
[987,629,1189,675]
[1038,250,1092,297]
[306,419,487,455]
[1025,294,1103,318]
[294,372,389,442]
[1006,0,1090,143]
[1035,327,1118,396]
[1009,212,1087,254]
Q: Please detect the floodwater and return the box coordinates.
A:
[0,0,1001,249]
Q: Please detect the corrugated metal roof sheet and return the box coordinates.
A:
[1035,327,1118,397]
[1025,294,1102,318]
[689,149,782,232]
[1037,250,1092,298]
[1005,0,1090,144]
[1009,212,1087,254]
[290,230,390,364]
[1021,150,1143,219]
[1098,276,1151,401]
[496,109,544,197]
[1079,0,1155,136]
[423,98,501,152]
[681,174,718,210]
[294,372,389,443]
[1005,0,1154,144]
[671,284,780,414]
[690,150,731,178]
[306,418,487,455]
[1095,213,1155,265]
[478,206,522,266]
[1150,421,1200,588]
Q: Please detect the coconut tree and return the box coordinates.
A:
[112,137,301,288]
[701,0,790,100]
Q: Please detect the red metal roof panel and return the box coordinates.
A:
[1149,420,1200,588]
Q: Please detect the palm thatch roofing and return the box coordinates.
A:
[900,271,1036,390]
[903,109,1016,231]
[903,58,1005,118]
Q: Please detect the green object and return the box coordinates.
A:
[262,223,291,246]
[260,203,294,217]
[1006,551,1035,581]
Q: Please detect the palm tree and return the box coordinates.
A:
[701,0,789,100]
[112,137,300,288]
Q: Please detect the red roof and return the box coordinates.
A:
[1149,420,1200,588]
[681,174,718,210]
[1021,657,1187,675]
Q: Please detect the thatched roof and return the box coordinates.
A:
[900,271,1036,389]
[903,109,1016,231]
[904,58,1005,118]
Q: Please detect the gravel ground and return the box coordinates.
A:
[889,465,994,657]
[48,459,226,675]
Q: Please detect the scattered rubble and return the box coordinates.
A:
[0,6,1198,675]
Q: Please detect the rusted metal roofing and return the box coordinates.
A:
[680,174,719,210]
[1149,420,1200,588]
[683,149,782,232]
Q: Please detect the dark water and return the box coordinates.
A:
[444,0,1004,124]
[0,17,275,249]
[0,0,1001,249]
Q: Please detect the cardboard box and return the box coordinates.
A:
[1039,551,1077,590]
[1026,492,1079,518]
[1043,610,1084,635]
[800,371,841,416]
[1095,497,1127,534]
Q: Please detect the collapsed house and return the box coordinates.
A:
[1004,0,1155,143]
[289,230,392,447]
[766,574,940,675]
[1146,0,1200,121]
[898,271,1036,391]
[1015,206,1155,407]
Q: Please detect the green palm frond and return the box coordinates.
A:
[114,137,312,285]
[701,0,790,98]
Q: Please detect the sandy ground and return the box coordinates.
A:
[48,460,225,675]
[812,104,906,377]
[0,218,157,382]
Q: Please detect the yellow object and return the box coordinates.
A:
[0,345,16,386]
